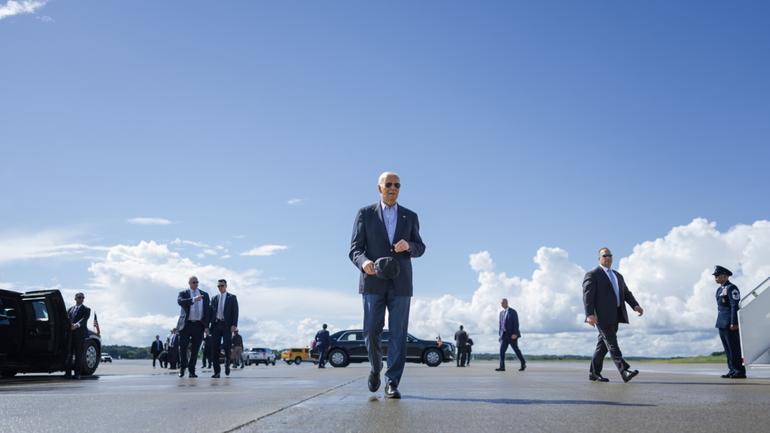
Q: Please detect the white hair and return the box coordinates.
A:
[378,171,400,185]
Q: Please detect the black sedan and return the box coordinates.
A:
[312,329,454,368]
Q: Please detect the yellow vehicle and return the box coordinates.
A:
[280,347,316,365]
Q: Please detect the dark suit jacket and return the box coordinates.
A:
[583,266,639,326]
[151,339,164,355]
[349,202,426,296]
[715,282,740,328]
[210,292,239,328]
[177,289,211,330]
[315,330,330,347]
[499,307,520,337]
[68,304,91,338]
[454,330,468,346]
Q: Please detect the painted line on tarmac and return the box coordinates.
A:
[224,376,362,433]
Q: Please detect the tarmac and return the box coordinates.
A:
[2,360,770,433]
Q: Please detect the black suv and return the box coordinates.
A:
[0,289,102,378]
[312,329,454,368]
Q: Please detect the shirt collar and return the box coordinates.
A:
[380,201,398,212]
[600,265,612,273]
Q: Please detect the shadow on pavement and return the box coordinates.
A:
[402,396,655,407]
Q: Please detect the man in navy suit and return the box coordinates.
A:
[210,279,239,378]
[177,276,211,378]
[150,335,163,368]
[496,298,526,372]
[583,247,644,383]
[349,171,426,399]
[65,292,91,379]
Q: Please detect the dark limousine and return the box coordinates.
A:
[0,289,101,378]
[312,329,454,368]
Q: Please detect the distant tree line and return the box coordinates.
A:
[102,345,151,359]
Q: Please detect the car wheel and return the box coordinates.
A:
[285,360,293,365]
[1,371,17,378]
[424,348,442,367]
[328,349,349,368]
[294,357,302,365]
[82,340,100,375]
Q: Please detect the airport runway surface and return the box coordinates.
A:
[2,360,769,433]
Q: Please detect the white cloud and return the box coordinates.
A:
[0,230,107,263]
[287,198,303,205]
[84,240,359,346]
[170,238,208,248]
[408,218,770,357]
[7,218,770,357]
[0,0,48,20]
[127,217,172,225]
[241,244,288,257]
[220,254,232,259]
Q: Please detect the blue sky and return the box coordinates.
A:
[1,1,769,355]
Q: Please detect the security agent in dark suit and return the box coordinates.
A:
[496,299,526,372]
[210,279,238,378]
[713,265,746,379]
[349,171,426,399]
[150,335,163,368]
[583,247,644,383]
[454,325,468,367]
[65,292,91,379]
[315,324,331,368]
[177,276,211,378]
[167,328,180,369]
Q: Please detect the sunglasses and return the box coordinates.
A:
[217,285,225,288]
[601,254,613,258]
[384,182,401,189]
[190,281,199,284]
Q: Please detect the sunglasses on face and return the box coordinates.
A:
[190,281,199,284]
[601,254,613,258]
[217,285,225,288]
[384,182,401,189]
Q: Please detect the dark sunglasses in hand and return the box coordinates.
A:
[384,182,401,189]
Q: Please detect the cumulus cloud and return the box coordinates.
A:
[127,217,172,225]
[407,218,770,356]
[0,0,48,20]
[241,245,288,257]
[84,241,359,347]
[0,230,107,263]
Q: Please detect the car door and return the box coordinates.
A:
[405,334,422,360]
[0,290,23,364]
[20,291,66,365]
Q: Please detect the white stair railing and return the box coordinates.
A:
[738,276,770,366]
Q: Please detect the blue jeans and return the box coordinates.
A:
[363,291,411,387]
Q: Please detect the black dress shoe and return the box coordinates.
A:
[731,373,747,379]
[225,367,230,376]
[721,373,733,378]
[368,371,381,392]
[188,373,198,378]
[589,373,609,382]
[621,369,638,383]
[178,371,185,378]
[384,383,401,399]
[519,365,526,371]
[73,375,81,380]
[495,368,505,372]
[211,373,220,378]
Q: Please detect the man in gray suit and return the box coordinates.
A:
[176,276,210,378]
[583,247,644,383]
[349,171,426,399]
